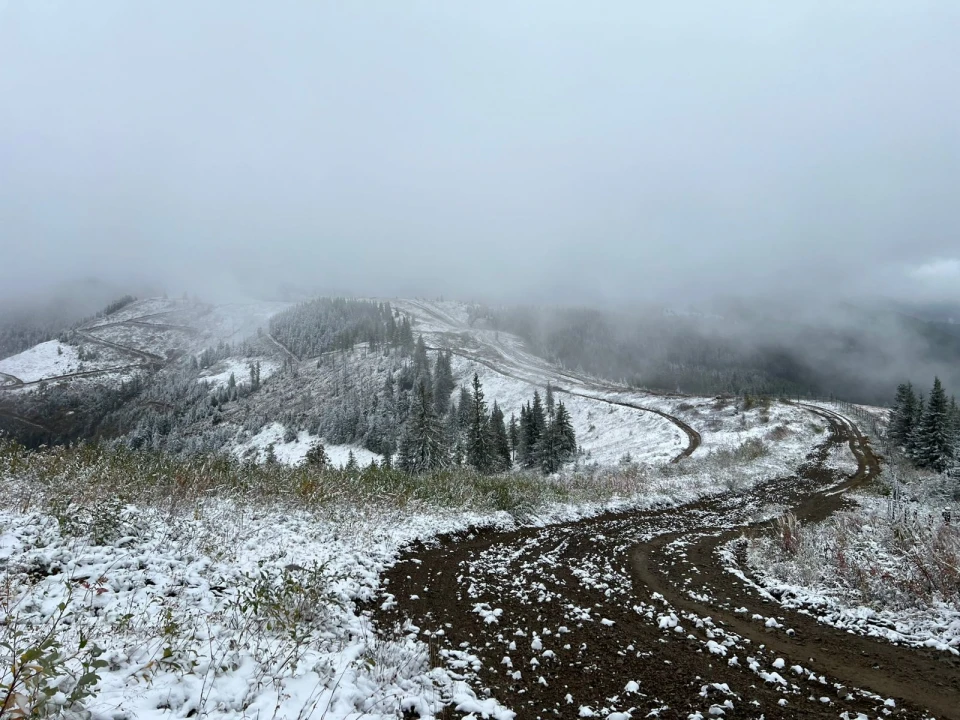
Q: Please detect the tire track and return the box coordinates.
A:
[377,407,951,718]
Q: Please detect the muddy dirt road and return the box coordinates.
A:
[378,406,960,718]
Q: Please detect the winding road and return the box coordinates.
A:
[377,405,959,719]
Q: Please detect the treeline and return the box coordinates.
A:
[484,303,960,405]
[395,368,576,476]
[888,377,959,473]
[487,305,813,398]
[268,298,413,359]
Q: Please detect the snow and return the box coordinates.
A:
[198,358,280,389]
[232,422,381,468]
[394,299,688,467]
[0,489,528,720]
[0,340,81,382]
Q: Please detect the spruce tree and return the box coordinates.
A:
[413,335,431,384]
[445,399,464,466]
[525,391,546,469]
[397,379,447,473]
[489,401,512,471]
[457,386,473,428]
[517,405,530,465]
[305,442,329,469]
[888,382,917,447]
[508,413,519,462]
[539,418,563,474]
[554,400,577,460]
[467,373,492,472]
[545,382,555,417]
[907,393,926,462]
[433,351,456,416]
[915,377,954,472]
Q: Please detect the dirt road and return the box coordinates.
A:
[377,406,959,718]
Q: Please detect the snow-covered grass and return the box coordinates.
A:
[0,397,835,720]
[0,340,81,382]
[744,414,960,655]
[448,354,684,467]
[198,358,280,390]
[232,423,380,468]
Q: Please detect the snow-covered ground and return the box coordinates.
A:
[393,300,689,466]
[742,407,960,656]
[198,358,281,390]
[232,423,382,468]
[0,414,847,720]
[0,340,81,381]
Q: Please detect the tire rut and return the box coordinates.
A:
[375,406,955,719]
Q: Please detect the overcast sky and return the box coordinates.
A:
[1,1,958,306]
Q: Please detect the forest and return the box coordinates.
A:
[480,301,960,405]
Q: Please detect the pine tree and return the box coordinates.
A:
[305,442,329,468]
[414,335,430,381]
[888,382,917,447]
[539,418,563,474]
[345,450,358,473]
[545,382,555,417]
[524,391,546,469]
[508,413,519,461]
[517,404,530,465]
[467,373,492,472]
[445,399,464,466]
[489,402,512,471]
[554,400,577,460]
[907,393,926,462]
[398,379,448,474]
[457,386,473,428]
[914,377,954,472]
[434,351,455,416]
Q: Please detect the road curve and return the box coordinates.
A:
[427,344,699,463]
[376,406,954,719]
[0,372,24,389]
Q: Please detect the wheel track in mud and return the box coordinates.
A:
[376,405,958,719]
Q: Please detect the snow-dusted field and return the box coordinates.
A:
[198,357,281,390]
[232,423,381,468]
[742,405,960,656]
[0,374,853,720]
[0,340,81,381]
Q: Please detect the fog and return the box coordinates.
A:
[1,1,959,309]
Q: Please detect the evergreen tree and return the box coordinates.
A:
[489,401,512,471]
[445,399,465,466]
[517,404,530,465]
[399,318,415,354]
[524,391,546,469]
[508,413,519,461]
[467,373,492,472]
[305,442,329,468]
[397,379,448,474]
[554,400,577,460]
[914,377,954,472]
[539,418,563,474]
[888,382,917,447]
[457,386,473,428]
[433,350,455,416]
[538,401,576,474]
[413,335,430,381]
[907,393,926,462]
[345,450,358,473]
[545,382,555,417]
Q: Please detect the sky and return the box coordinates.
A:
[1,1,958,307]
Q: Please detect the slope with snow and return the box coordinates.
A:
[392,299,689,466]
